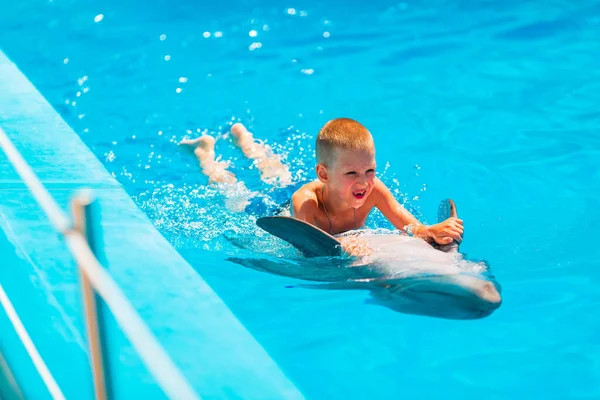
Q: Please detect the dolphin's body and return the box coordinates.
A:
[228,200,502,320]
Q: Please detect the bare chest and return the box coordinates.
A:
[313,204,374,235]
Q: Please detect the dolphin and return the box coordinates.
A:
[227,199,502,320]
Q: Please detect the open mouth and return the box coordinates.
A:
[352,189,367,200]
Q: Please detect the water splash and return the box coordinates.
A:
[132,120,423,255]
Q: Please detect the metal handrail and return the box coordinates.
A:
[0,283,65,400]
[0,126,201,400]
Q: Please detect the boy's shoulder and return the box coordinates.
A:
[291,180,320,202]
[371,177,393,200]
[372,177,389,193]
[368,177,402,210]
[290,180,321,216]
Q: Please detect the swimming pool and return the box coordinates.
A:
[1,0,599,398]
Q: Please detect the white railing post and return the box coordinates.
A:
[72,191,109,400]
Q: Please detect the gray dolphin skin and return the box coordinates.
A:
[229,199,502,320]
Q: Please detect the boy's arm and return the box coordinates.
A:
[373,178,463,245]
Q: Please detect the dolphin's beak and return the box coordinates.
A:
[474,279,502,309]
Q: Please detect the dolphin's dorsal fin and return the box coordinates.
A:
[433,199,460,253]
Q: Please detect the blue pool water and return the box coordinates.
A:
[1,0,600,398]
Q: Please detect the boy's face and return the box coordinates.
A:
[318,146,377,209]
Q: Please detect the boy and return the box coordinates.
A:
[179,118,463,248]
[290,118,463,245]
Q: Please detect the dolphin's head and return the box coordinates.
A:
[366,274,502,320]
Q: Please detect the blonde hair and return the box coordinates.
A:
[315,118,374,166]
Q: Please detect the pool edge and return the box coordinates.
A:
[0,49,304,399]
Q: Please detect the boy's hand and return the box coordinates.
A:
[425,217,464,245]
